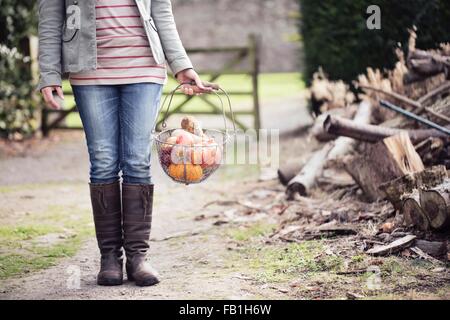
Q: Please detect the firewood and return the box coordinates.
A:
[383,132,425,173]
[402,191,430,231]
[286,144,333,197]
[419,180,450,230]
[409,246,445,265]
[379,165,448,209]
[415,138,445,166]
[278,161,303,186]
[309,69,355,114]
[286,102,372,196]
[357,85,450,125]
[414,239,447,258]
[327,101,372,160]
[324,115,449,143]
[345,133,424,201]
[310,107,356,142]
[366,234,416,256]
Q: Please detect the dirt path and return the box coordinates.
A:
[0,133,283,300]
[0,94,312,300]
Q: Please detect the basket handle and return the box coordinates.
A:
[159,81,237,139]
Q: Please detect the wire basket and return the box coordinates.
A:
[154,83,236,185]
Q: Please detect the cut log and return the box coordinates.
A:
[327,101,372,160]
[286,143,333,197]
[345,132,424,201]
[409,247,445,265]
[286,103,372,196]
[414,240,447,258]
[324,115,449,143]
[402,191,430,231]
[415,138,445,166]
[278,162,303,186]
[366,234,417,256]
[379,165,448,209]
[383,132,425,173]
[419,181,450,230]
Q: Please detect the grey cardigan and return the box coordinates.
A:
[37,0,193,91]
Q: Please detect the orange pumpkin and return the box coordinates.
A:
[168,163,203,182]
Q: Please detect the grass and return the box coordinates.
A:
[61,72,305,128]
[224,222,449,299]
[225,222,344,283]
[228,222,276,242]
[0,198,93,279]
[239,241,344,283]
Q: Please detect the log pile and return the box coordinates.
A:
[276,29,450,261]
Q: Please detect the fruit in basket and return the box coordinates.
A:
[189,141,222,167]
[175,131,195,145]
[172,129,203,144]
[171,145,191,164]
[160,136,177,152]
[191,144,203,165]
[181,116,203,136]
[159,152,172,168]
[202,142,222,168]
[168,163,203,182]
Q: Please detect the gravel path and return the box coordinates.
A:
[0,94,310,300]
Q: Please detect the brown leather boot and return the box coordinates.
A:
[122,183,159,286]
[89,181,123,286]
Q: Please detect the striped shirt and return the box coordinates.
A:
[69,0,167,85]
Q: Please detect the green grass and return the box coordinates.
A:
[0,200,93,279]
[240,241,344,283]
[61,72,305,128]
[228,222,276,242]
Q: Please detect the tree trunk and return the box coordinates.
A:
[419,181,450,230]
[324,115,449,143]
[278,162,303,186]
[286,101,372,196]
[414,239,448,257]
[286,144,333,197]
[379,165,448,210]
[345,132,424,201]
[402,191,430,231]
[327,101,372,160]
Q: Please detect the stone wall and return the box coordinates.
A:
[171,0,301,72]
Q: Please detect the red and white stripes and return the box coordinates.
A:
[70,0,166,86]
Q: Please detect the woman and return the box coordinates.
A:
[38,0,209,287]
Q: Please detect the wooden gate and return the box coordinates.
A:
[41,34,260,136]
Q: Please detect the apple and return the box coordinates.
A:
[160,136,178,152]
[176,132,194,146]
[191,144,204,165]
[200,142,222,168]
[170,144,191,164]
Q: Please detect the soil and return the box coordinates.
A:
[1,96,448,300]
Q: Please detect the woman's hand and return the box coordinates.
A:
[175,69,213,95]
[41,86,64,109]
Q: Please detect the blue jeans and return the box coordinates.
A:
[72,83,163,185]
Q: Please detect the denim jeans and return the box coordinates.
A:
[72,83,163,185]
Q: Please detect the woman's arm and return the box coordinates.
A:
[151,0,210,94]
[151,0,192,76]
[37,0,65,108]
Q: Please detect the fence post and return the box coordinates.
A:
[41,108,49,137]
[249,34,261,132]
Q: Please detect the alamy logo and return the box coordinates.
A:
[66,5,81,30]
[66,265,81,289]
[366,266,382,290]
[366,5,381,30]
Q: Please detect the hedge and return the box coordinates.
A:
[0,0,38,139]
[299,0,450,84]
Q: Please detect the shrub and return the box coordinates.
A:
[0,0,38,139]
[299,0,450,84]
